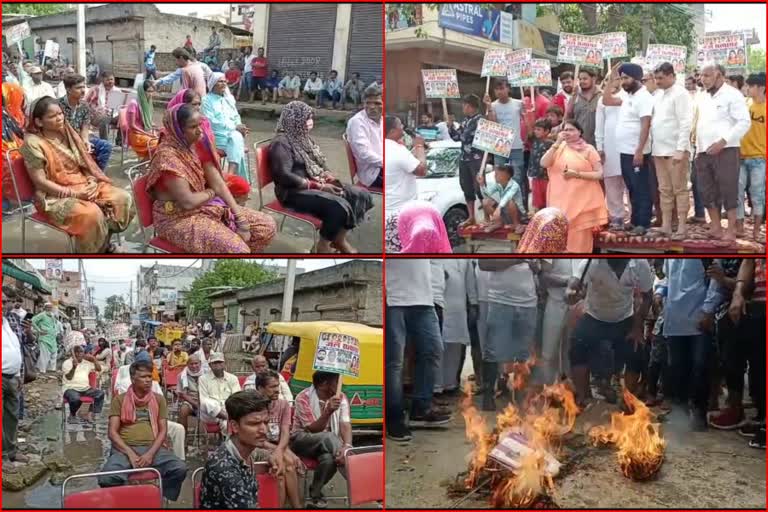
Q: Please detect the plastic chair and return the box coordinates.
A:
[237,374,248,388]
[299,456,347,505]
[5,149,77,253]
[61,467,163,509]
[61,371,98,428]
[345,445,384,508]
[342,133,382,195]
[257,472,280,508]
[125,162,185,253]
[253,141,321,248]
[191,467,204,508]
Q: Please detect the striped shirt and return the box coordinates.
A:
[291,387,350,434]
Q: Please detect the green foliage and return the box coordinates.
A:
[104,295,125,321]
[2,3,71,16]
[747,47,766,75]
[186,260,277,317]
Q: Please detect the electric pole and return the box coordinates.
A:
[76,5,86,76]
[280,260,297,322]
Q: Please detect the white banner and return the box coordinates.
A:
[4,22,31,46]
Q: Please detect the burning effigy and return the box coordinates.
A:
[588,388,666,481]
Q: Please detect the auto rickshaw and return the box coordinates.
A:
[266,321,382,432]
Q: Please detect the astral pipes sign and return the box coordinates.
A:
[438,3,502,42]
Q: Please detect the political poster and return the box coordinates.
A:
[313,332,361,378]
[506,48,533,86]
[472,118,516,158]
[697,34,748,73]
[3,22,31,46]
[600,32,627,60]
[45,259,63,280]
[646,44,687,74]
[557,32,604,66]
[422,69,460,99]
[482,49,509,78]
[528,59,553,87]
[43,40,60,60]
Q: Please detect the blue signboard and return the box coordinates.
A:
[438,3,501,42]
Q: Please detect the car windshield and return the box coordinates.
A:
[425,146,460,178]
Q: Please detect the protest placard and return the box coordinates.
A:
[600,32,627,60]
[422,69,460,99]
[3,22,31,46]
[313,332,361,378]
[646,44,687,74]
[506,48,533,86]
[697,34,748,73]
[43,40,60,60]
[557,32,604,66]
[472,118,516,158]
[482,48,509,78]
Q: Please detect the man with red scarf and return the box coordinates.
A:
[98,360,188,501]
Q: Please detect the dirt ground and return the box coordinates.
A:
[386,392,766,509]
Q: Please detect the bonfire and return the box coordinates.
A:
[588,388,666,481]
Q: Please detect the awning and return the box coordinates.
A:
[2,261,52,294]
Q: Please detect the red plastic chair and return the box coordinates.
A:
[61,467,163,509]
[257,472,280,508]
[253,141,321,247]
[345,445,384,507]
[299,456,347,505]
[125,162,185,254]
[342,133,382,195]
[5,149,77,253]
[192,467,204,508]
[237,374,248,388]
[61,371,97,428]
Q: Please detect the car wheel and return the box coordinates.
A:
[443,206,468,248]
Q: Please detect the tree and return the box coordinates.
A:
[748,47,766,74]
[187,260,277,318]
[2,3,71,15]
[104,295,126,321]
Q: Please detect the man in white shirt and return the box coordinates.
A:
[62,345,104,424]
[386,260,450,443]
[239,48,255,101]
[566,259,653,406]
[384,115,427,217]
[604,63,655,235]
[596,78,629,229]
[278,71,301,101]
[346,84,383,188]
[303,71,324,106]
[11,301,27,322]
[243,355,292,401]
[437,259,477,393]
[693,63,752,241]
[24,66,55,112]
[651,62,694,238]
[540,259,583,384]
[198,352,242,431]
[3,316,27,463]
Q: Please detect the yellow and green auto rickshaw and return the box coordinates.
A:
[266,321,382,432]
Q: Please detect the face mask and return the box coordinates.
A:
[306,118,314,131]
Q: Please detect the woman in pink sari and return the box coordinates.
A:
[385,200,453,253]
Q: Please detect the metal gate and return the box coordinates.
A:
[267,4,337,80]
[346,3,383,84]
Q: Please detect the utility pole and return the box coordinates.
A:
[76,5,86,76]
[280,260,297,322]
[129,280,133,315]
[641,3,654,54]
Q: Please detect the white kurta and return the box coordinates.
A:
[595,91,626,178]
[441,259,478,345]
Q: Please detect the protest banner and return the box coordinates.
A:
[600,32,627,66]
[557,32,604,66]
[697,34,748,74]
[528,59,553,87]
[314,331,361,394]
[646,44,687,74]
[3,22,31,46]
[43,40,60,59]
[422,69,460,119]
[482,48,510,97]
[472,118,515,158]
[506,48,533,87]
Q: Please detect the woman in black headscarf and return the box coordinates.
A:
[268,101,373,253]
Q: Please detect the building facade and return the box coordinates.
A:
[137,264,203,322]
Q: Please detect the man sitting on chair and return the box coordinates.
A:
[198,352,241,431]
[200,391,269,509]
[177,354,204,437]
[289,371,353,509]
[62,345,104,424]
[243,355,292,401]
[99,360,188,501]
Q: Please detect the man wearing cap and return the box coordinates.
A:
[24,65,55,112]
[198,352,241,431]
[604,63,656,236]
[31,303,60,374]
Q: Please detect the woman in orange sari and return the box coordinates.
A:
[125,80,159,160]
[20,97,135,253]
[540,119,607,253]
[2,83,26,203]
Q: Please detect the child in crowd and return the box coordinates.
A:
[527,118,553,212]
[478,163,525,234]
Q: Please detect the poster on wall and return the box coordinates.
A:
[422,69,460,98]
[45,259,63,280]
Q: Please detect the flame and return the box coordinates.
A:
[461,381,493,488]
[491,452,555,508]
[508,354,538,391]
[589,388,666,480]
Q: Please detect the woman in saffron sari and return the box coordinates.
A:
[2,83,26,203]
[201,72,249,181]
[146,103,276,253]
[126,80,159,160]
[20,97,135,253]
[540,119,607,253]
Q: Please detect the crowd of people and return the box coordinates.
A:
[2,44,381,254]
[385,258,765,449]
[1,308,357,509]
[385,62,765,253]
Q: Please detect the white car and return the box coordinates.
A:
[416,140,495,247]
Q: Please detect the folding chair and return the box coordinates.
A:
[342,133,382,195]
[61,467,163,509]
[61,371,98,430]
[125,162,185,253]
[253,141,321,248]
[344,445,384,508]
[5,149,77,253]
